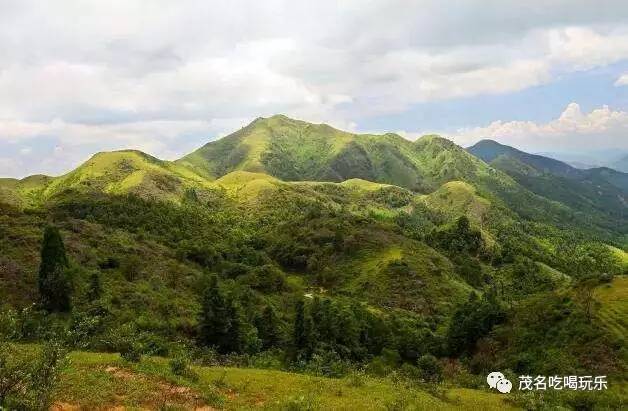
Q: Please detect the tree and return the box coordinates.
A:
[198,276,232,353]
[86,272,102,302]
[417,354,443,382]
[38,226,72,312]
[446,292,506,357]
[293,299,307,351]
[256,305,282,349]
[292,299,315,358]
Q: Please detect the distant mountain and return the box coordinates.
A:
[611,155,628,173]
[470,140,582,179]
[4,116,625,239]
[468,140,628,231]
[538,150,628,173]
[180,116,615,234]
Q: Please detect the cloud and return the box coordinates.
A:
[0,1,628,176]
[447,103,628,150]
[616,73,628,86]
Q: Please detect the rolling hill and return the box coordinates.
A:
[179,116,625,239]
[468,139,628,234]
[1,115,626,410]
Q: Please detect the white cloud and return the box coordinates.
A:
[0,1,628,177]
[616,73,628,86]
[448,103,628,150]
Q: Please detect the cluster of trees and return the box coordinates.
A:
[13,184,623,391]
[291,296,442,365]
[445,291,506,357]
[428,216,483,255]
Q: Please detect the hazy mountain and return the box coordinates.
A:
[468,139,628,232]
[539,149,628,173]
[611,154,628,173]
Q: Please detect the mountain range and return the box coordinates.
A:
[3,114,628,239]
[1,115,626,409]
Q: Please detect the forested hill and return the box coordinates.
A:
[0,115,626,409]
[179,115,628,239]
[468,139,628,235]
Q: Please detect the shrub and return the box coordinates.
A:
[417,354,442,383]
[169,353,199,382]
[399,363,421,380]
[0,341,67,410]
[345,369,366,387]
[120,342,142,363]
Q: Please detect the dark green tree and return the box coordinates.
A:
[293,299,306,350]
[199,276,233,353]
[256,305,282,349]
[38,226,72,312]
[293,299,315,358]
[86,272,102,302]
[417,354,443,382]
[446,292,506,357]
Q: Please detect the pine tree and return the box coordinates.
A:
[199,276,231,352]
[86,272,102,302]
[256,305,282,349]
[38,226,72,312]
[293,299,306,350]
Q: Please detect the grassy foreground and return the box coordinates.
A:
[52,351,517,410]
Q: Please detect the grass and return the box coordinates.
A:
[54,350,519,410]
[419,181,490,226]
[594,276,628,342]
[341,241,471,316]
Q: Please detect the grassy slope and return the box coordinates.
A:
[0,168,471,317]
[419,181,490,226]
[0,150,214,208]
[55,350,517,410]
[180,116,618,241]
[594,276,628,342]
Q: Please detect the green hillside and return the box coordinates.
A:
[595,276,628,341]
[469,139,628,235]
[0,150,217,208]
[1,116,626,410]
[7,346,521,410]
[181,116,624,241]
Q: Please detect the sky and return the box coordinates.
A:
[1,0,628,178]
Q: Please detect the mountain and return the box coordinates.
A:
[468,140,628,232]
[0,150,217,208]
[180,116,628,238]
[1,115,626,410]
[611,154,628,173]
[470,140,582,179]
[179,115,512,193]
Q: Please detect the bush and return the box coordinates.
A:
[244,265,287,293]
[169,353,199,381]
[345,369,366,387]
[399,363,421,380]
[0,341,67,410]
[416,354,442,383]
[120,343,142,362]
[301,351,350,378]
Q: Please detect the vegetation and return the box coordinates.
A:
[38,226,72,312]
[0,115,626,409]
